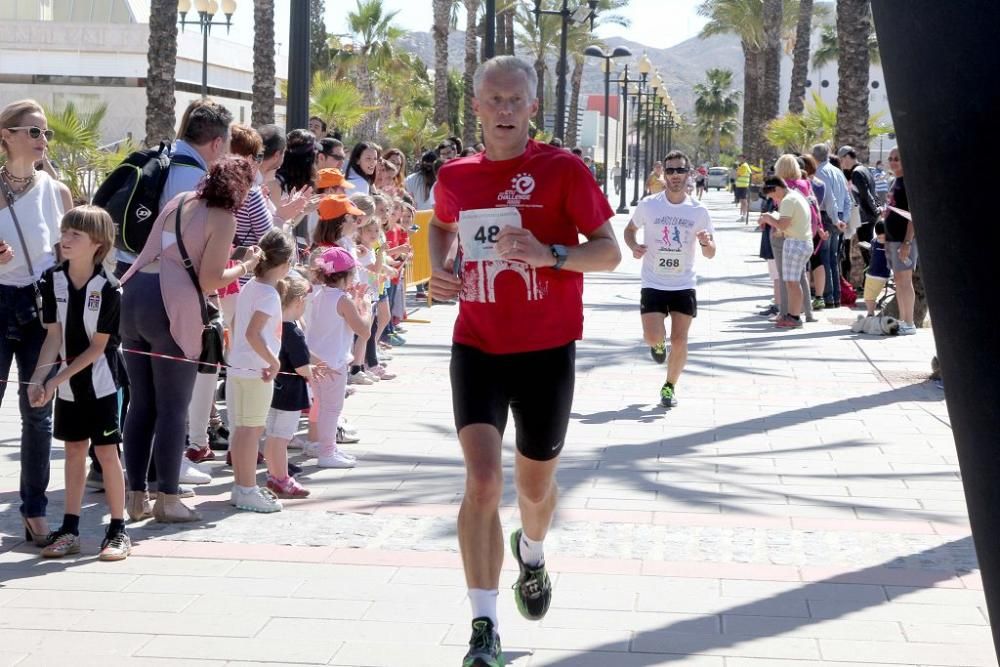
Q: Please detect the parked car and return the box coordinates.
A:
[707,167,729,190]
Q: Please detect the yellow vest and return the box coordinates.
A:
[735,163,751,188]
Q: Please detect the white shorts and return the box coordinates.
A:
[265,408,302,440]
[766,258,779,281]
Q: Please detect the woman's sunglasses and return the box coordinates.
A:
[7,126,54,141]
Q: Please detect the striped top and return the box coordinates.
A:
[233,185,275,285]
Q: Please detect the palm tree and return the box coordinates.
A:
[811,21,880,70]
[252,0,276,126]
[515,1,560,131]
[432,0,453,126]
[386,107,450,157]
[787,0,813,113]
[762,0,783,151]
[347,0,403,139]
[45,101,106,200]
[694,68,741,162]
[309,73,377,139]
[835,0,872,159]
[144,0,178,146]
[461,0,481,147]
[765,92,892,155]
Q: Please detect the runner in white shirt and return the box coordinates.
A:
[623,150,716,408]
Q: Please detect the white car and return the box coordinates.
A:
[707,167,729,190]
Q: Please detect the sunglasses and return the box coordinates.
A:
[663,167,689,175]
[887,156,900,162]
[329,153,346,161]
[7,126,54,141]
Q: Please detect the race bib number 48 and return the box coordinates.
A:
[654,247,685,275]
[459,207,523,261]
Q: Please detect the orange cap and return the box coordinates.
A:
[317,194,363,220]
[315,168,354,190]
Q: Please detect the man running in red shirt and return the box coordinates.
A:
[430,56,621,667]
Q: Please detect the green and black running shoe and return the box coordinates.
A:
[510,529,552,620]
[650,341,667,364]
[660,383,678,408]
[462,617,504,667]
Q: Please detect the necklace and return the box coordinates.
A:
[0,165,35,185]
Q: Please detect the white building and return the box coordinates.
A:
[0,0,288,145]
[578,94,623,171]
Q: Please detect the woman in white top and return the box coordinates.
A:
[343,141,378,195]
[0,99,74,545]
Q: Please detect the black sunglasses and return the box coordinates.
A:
[663,167,689,175]
[7,126,54,141]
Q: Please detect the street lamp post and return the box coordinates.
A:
[613,64,634,214]
[485,0,496,59]
[630,55,651,206]
[583,45,632,196]
[177,0,237,99]
[644,75,660,185]
[533,0,599,140]
[286,1,311,130]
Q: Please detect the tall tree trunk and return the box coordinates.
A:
[835,0,871,160]
[761,0,783,164]
[462,0,481,147]
[432,0,451,126]
[565,56,584,147]
[252,0,276,126]
[144,0,178,146]
[788,0,813,114]
[534,58,546,130]
[504,8,515,56]
[740,42,759,160]
[712,125,721,164]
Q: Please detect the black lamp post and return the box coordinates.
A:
[583,45,632,196]
[177,0,237,99]
[630,54,652,206]
[643,76,661,189]
[613,64,634,214]
[286,1,311,130]
[485,0,496,59]
[533,0,599,140]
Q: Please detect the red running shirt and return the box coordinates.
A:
[434,140,614,354]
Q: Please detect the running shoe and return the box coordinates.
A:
[179,458,212,485]
[98,531,132,562]
[649,342,667,364]
[317,447,357,468]
[509,529,552,621]
[266,475,310,499]
[775,315,803,329]
[337,426,360,444]
[347,371,374,386]
[231,485,282,513]
[898,322,917,336]
[462,617,504,667]
[388,333,407,346]
[811,297,826,310]
[185,445,215,463]
[758,304,779,317]
[659,383,678,408]
[41,532,80,558]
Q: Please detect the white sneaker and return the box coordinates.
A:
[337,416,357,436]
[898,322,917,336]
[363,370,380,382]
[347,371,374,386]
[317,447,357,468]
[289,434,310,450]
[231,485,282,513]
[302,440,323,458]
[179,458,212,485]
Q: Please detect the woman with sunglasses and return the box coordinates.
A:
[0,99,74,546]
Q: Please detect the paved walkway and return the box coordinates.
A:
[0,190,991,666]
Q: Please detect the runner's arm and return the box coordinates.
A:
[498,220,621,273]
[429,215,461,299]
[623,219,647,259]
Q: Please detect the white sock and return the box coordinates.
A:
[468,588,499,628]
[235,484,256,494]
[519,532,545,567]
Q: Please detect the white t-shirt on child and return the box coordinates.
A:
[305,286,355,369]
[228,278,282,378]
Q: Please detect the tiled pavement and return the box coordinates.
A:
[0,190,993,666]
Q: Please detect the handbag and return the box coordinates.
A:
[174,195,225,374]
[0,176,44,323]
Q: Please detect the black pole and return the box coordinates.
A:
[554,0,570,140]
[654,104,661,164]
[872,1,1000,658]
[601,61,610,195]
[616,64,630,214]
[631,85,644,206]
[643,92,653,193]
[485,0,496,59]
[201,17,209,98]
[287,0,311,131]
[668,119,673,152]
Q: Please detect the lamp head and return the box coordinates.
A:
[583,45,607,59]
[638,53,652,75]
[221,0,236,16]
[194,0,209,12]
[610,46,632,59]
[178,0,192,14]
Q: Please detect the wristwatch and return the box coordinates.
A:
[550,244,568,270]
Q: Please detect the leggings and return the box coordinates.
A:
[311,368,348,450]
[365,303,379,368]
[120,272,198,495]
[770,233,812,319]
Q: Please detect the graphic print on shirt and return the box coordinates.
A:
[655,215,691,276]
[459,177,546,304]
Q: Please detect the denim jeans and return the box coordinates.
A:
[0,284,53,518]
[823,231,843,304]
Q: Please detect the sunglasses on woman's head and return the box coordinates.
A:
[7,126,54,141]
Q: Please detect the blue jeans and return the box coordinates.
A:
[823,231,843,304]
[0,284,53,518]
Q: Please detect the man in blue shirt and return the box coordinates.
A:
[812,143,852,306]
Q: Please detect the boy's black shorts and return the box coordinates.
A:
[54,392,122,445]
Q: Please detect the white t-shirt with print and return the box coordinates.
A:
[228,278,282,379]
[633,193,714,291]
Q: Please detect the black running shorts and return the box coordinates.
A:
[54,392,122,446]
[639,287,697,318]
[450,342,575,462]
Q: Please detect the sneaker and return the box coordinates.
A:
[86,466,104,492]
[347,371,374,386]
[368,365,396,380]
[345,385,357,397]
[757,304,779,317]
[338,417,358,436]
[811,297,826,310]
[185,445,215,463]
[266,475,311,499]
[317,447,357,468]
[41,532,80,558]
[208,424,229,451]
[649,341,666,364]
[775,315,803,329]
[231,485,282,513]
[659,383,678,409]
[388,333,407,346]
[463,617,504,667]
[509,529,552,620]
[179,458,212,485]
[288,435,308,450]
[363,370,380,382]
[898,322,917,335]
[337,426,360,444]
[824,299,836,308]
[302,440,323,458]
[393,325,408,334]
[98,531,132,562]
[287,461,303,477]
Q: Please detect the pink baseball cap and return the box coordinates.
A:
[315,246,355,275]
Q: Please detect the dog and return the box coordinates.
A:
[851,313,900,336]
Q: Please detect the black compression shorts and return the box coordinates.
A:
[450,342,575,462]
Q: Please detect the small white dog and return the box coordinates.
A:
[851,314,900,336]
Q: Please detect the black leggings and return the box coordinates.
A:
[365,303,379,368]
[120,272,198,495]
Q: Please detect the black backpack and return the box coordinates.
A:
[92,142,201,254]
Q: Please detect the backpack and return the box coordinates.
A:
[92,142,201,254]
